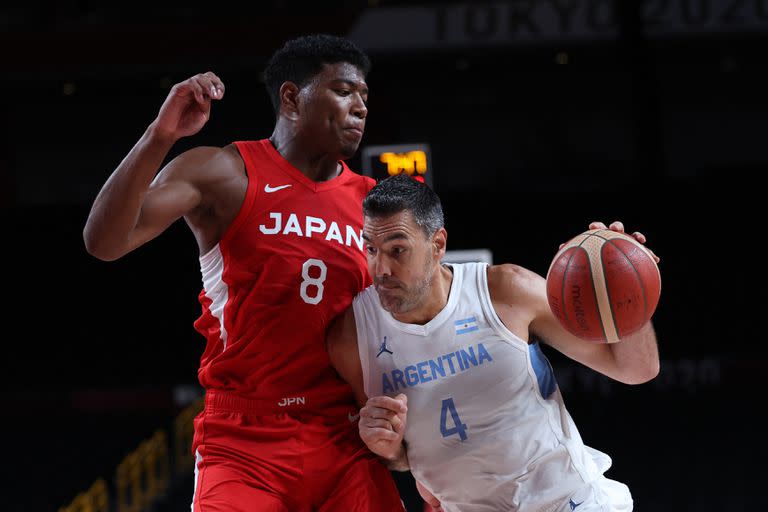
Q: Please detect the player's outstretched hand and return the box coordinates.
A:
[153,72,225,141]
[358,394,408,461]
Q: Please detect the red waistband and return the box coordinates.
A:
[204,389,356,415]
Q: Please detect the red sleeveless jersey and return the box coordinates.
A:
[193,139,374,402]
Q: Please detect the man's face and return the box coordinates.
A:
[363,210,440,316]
[297,62,368,159]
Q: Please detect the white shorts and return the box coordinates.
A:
[557,476,633,512]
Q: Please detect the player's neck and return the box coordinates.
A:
[391,265,453,325]
[269,130,342,182]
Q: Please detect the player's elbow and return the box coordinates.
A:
[642,359,661,383]
[618,360,660,385]
[83,227,123,261]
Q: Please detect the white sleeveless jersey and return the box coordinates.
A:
[354,262,631,512]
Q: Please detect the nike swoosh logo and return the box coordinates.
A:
[348,412,360,422]
[264,184,292,193]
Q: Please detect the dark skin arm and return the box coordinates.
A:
[83,72,246,260]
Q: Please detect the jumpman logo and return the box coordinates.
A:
[569,499,584,510]
[376,336,393,357]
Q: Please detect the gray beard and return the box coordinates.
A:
[387,257,436,315]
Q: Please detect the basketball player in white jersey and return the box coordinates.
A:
[326,174,661,512]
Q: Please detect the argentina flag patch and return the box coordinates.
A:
[454,316,479,335]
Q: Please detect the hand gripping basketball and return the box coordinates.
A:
[546,221,661,343]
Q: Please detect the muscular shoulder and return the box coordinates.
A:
[154,144,247,248]
[487,264,549,331]
[156,144,244,188]
[487,264,544,301]
[361,175,376,192]
[341,171,376,199]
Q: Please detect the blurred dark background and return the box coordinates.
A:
[2,0,765,510]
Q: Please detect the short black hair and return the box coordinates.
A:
[363,175,445,237]
[263,33,371,113]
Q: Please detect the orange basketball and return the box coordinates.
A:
[546,229,661,343]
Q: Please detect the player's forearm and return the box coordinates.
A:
[83,122,176,260]
[383,443,410,472]
[608,322,660,384]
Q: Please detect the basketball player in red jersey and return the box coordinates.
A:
[83,35,404,511]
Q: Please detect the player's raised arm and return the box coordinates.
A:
[83,72,231,261]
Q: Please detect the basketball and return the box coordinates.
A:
[546,229,661,343]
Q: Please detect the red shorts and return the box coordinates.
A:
[191,390,404,511]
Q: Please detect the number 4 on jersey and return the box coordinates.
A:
[440,397,468,441]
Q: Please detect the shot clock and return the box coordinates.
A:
[360,143,433,187]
